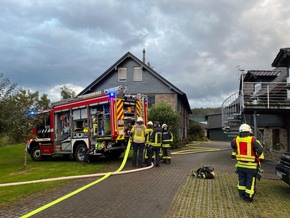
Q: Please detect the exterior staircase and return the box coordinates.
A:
[221,91,243,138]
[221,91,263,142]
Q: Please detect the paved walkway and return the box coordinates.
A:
[1,141,278,218]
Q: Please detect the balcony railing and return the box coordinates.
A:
[243,82,290,109]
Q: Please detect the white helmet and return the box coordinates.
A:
[147,121,153,125]
[137,117,143,122]
[239,124,252,133]
[162,124,168,129]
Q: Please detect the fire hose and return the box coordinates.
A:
[19,140,152,218]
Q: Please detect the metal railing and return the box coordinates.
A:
[243,82,290,109]
[221,91,241,129]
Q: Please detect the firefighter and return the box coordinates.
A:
[144,121,153,166]
[150,121,163,167]
[162,124,173,164]
[231,123,263,202]
[130,117,147,167]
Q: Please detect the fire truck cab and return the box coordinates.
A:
[26,87,148,162]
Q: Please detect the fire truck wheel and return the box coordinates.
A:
[75,144,87,162]
[31,146,43,161]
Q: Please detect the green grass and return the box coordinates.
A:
[0,143,120,207]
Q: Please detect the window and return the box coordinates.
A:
[118,67,127,82]
[133,67,142,81]
[147,96,155,108]
[272,129,280,150]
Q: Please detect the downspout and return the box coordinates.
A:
[253,111,257,138]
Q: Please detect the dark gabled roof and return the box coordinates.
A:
[272,47,290,67]
[244,70,279,82]
[78,52,192,112]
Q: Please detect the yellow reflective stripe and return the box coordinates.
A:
[245,177,256,197]
[163,143,171,148]
[236,136,255,162]
[236,155,255,162]
[237,184,246,190]
[236,161,258,169]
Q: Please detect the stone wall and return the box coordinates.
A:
[262,127,287,163]
[155,94,177,109]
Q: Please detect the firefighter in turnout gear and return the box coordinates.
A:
[131,117,147,167]
[162,124,173,164]
[150,121,163,167]
[231,123,263,202]
[144,121,153,166]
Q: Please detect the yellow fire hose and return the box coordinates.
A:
[20,140,151,218]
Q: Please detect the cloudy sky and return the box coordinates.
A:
[1,0,290,108]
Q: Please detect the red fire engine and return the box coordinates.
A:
[26,86,148,162]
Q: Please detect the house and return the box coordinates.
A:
[205,113,231,141]
[78,50,192,139]
[221,48,290,159]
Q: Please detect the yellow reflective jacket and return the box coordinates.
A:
[131,124,146,143]
[235,136,256,162]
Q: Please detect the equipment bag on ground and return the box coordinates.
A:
[192,166,215,179]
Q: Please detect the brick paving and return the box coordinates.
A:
[0,141,279,218]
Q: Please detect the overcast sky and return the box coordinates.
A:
[1,0,290,108]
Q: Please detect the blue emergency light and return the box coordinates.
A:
[29,110,36,116]
[109,92,115,97]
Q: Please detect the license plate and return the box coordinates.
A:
[276,171,283,178]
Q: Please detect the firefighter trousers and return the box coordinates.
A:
[236,167,258,202]
[151,146,161,167]
[162,147,171,164]
[132,142,145,167]
[144,145,153,165]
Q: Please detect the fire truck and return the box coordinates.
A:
[26,86,148,162]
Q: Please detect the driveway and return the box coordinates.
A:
[1,141,279,218]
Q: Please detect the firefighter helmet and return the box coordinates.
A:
[239,124,252,133]
[137,117,143,122]
[147,121,153,126]
[162,124,168,129]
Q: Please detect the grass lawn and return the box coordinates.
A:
[0,143,123,207]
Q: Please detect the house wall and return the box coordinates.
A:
[263,127,288,151]
[245,113,290,153]
[208,129,232,142]
[92,59,175,95]
[88,58,190,140]
[205,114,232,141]
[155,94,176,108]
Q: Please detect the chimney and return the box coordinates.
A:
[142,48,146,63]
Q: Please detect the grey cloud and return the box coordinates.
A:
[1,0,290,108]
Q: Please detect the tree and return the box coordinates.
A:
[60,85,76,100]
[5,89,50,142]
[148,103,180,148]
[191,107,221,118]
[0,73,17,136]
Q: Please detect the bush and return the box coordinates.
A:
[148,103,179,148]
[188,123,206,141]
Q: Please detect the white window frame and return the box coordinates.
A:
[133,67,142,82]
[118,67,127,82]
